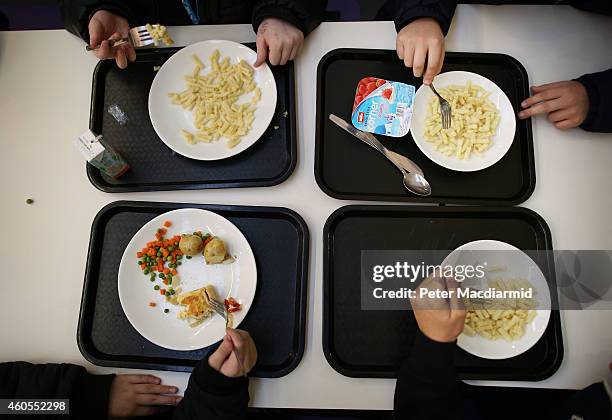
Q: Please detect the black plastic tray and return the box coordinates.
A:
[78,201,309,377]
[315,49,535,205]
[323,205,563,380]
[88,44,296,192]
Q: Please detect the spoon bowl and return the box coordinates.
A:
[403,172,432,196]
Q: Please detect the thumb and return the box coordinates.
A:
[88,17,104,48]
[208,335,234,371]
[254,35,268,67]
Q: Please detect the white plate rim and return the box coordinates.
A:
[117,208,257,351]
[441,239,551,360]
[148,39,277,161]
[410,71,517,172]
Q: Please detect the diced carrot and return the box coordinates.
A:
[137,252,143,258]
[151,266,157,272]
[160,289,166,295]
[149,302,156,307]
[164,221,172,227]
[163,268,170,275]
[159,228,167,235]
[171,269,177,275]
[161,249,169,258]
[163,279,168,285]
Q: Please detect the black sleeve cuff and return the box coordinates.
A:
[62,1,133,44]
[252,6,305,35]
[575,71,612,133]
[192,356,248,395]
[403,329,458,391]
[73,372,115,420]
[252,1,325,37]
[394,2,457,36]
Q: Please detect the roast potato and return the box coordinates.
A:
[204,237,227,264]
[179,234,204,256]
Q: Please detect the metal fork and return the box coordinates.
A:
[85,26,155,51]
[204,290,229,327]
[429,83,452,129]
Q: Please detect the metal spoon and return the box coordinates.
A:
[403,171,432,196]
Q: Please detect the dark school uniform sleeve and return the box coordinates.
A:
[377,0,458,35]
[394,330,462,420]
[251,0,327,36]
[60,0,140,43]
[172,357,249,420]
[0,361,114,420]
[576,69,612,133]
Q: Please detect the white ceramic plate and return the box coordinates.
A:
[148,40,277,161]
[118,208,257,351]
[441,240,551,360]
[410,71,516,172]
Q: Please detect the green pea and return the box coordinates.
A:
[177,262,182,266]
[154,285,160,290]
[157,252,162,257]
[164,309,169,314]
[159,273,165,279]
[186,255,192,260]
[143,269,150,275]
[168,246,174,252]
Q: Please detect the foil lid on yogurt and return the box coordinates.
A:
[351,77,415,138]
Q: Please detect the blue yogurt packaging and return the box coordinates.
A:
[351,77,415,138]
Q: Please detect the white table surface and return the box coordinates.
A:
[1,4,612,410]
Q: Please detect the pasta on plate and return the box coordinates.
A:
[424,81,500,160]
[168,49,262,149]
[463,278,538,341]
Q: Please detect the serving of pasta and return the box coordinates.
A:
[168,49,262,149]
[463,279,537,342]
[424,81,500,160]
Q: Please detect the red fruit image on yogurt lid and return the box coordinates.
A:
[353,77,391,112]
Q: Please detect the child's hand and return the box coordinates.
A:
[88,10,136,69]
[108,374,181,419]
[254,18,304,67]
[410,275,466,343]
[208,329,257,377]
[396,18,445,85]
[519,81,590,130]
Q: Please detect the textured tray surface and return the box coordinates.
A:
[79,201,308,377]
[88,46,296,192]
[315,50,534,205]
[323,205,562,380]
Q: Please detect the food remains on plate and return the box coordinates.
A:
[178,233,203,256]
[176,286,242,328]
[463,278,537,341]
[177,285,216,327]
[424,81,500,160]
[136,220,239,326]
[179,231,235,264]
[168,49,261,149]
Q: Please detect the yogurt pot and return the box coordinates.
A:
[351,77,415,138]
